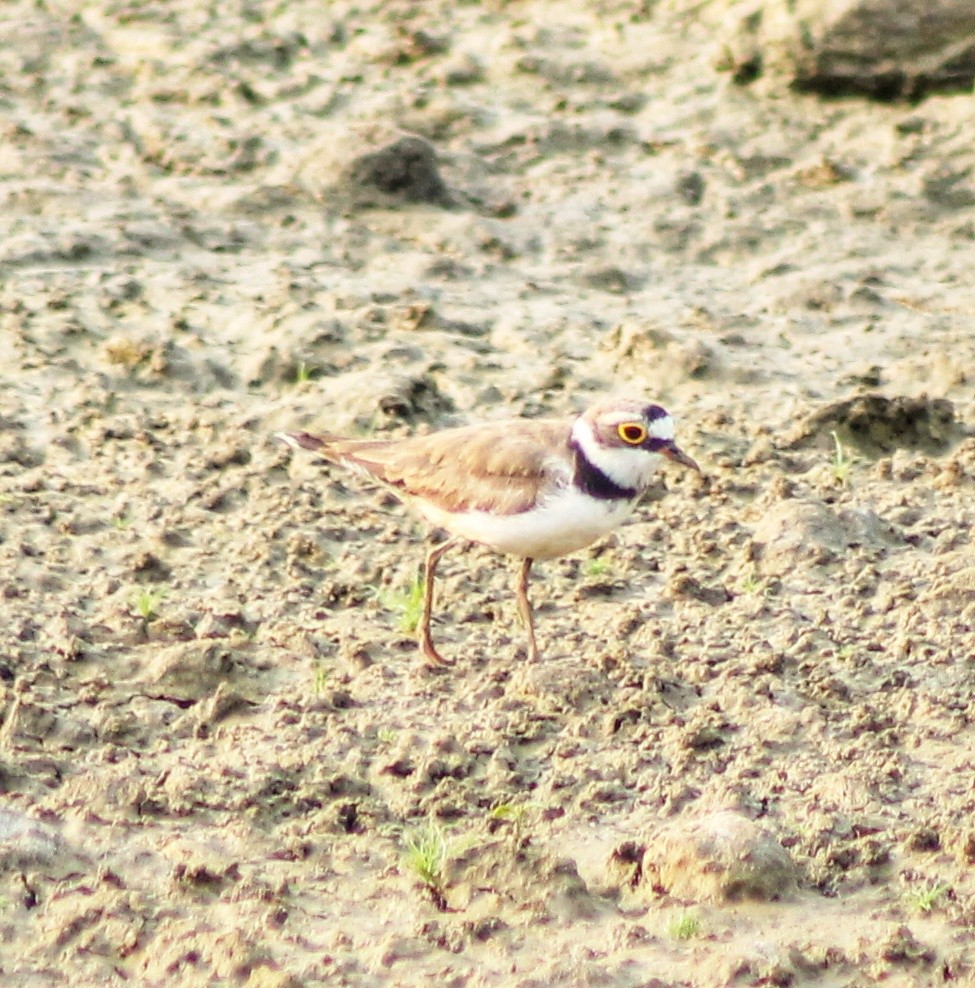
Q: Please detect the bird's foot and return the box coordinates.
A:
[419,635,454,669]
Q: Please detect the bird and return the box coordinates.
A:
[279,396,699,667]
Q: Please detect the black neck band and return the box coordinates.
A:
[569,439,638,501]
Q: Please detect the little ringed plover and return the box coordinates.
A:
[279,396,699,667]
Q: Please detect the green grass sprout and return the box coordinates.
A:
[377,574,426,634]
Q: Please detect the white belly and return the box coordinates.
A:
[416,488,638,561]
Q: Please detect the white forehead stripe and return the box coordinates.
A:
[600,409,641,426]
[649,415,675,440]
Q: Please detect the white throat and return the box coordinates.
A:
[570,417,663,492]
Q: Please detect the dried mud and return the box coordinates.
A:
[2,1,975,985]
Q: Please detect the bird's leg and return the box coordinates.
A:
[419,538,460,667]
[515,556,540,663]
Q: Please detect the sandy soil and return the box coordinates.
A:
[2,0,975,984]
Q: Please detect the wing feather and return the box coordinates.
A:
[291,419,573,516]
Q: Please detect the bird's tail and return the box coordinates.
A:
[276,431,332,452]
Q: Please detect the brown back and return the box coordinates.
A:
[314,418,573,515]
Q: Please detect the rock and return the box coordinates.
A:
[785,394,960,456]
[0,809,69,871]
[445,838,604,921]
[291,370,454,432]
[130,550,171,580]
[42,611,89,660]
[629,810,799,903]
[606,323,722,383]
[345,136,453,207]
[438,52,485,86]
[146,641,234,701]
[904,826,940,852]
[879,924,936,965]
[197,683,254,729]
[579,266,644,294]
[751,499,897,574]
[665,574,733,606]
[724,0,975,100]
[239,345,292,388]
[0,695,59,745]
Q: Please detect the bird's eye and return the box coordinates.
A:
[618,422,647,445]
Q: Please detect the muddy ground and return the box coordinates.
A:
[2,1,975,985]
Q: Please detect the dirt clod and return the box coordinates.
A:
[636,811,800,904]
[346,136,453,207]
[787,394,961,456]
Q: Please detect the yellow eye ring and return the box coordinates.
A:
[618,422,647,445]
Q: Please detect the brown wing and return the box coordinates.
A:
[289,418,573,515]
